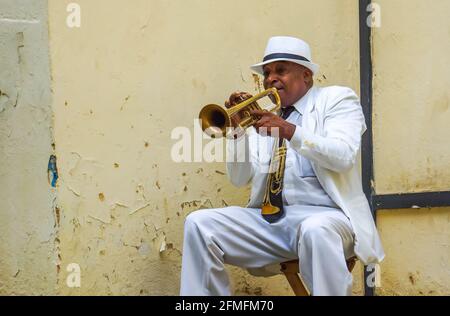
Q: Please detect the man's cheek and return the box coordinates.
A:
[278,89,288,99]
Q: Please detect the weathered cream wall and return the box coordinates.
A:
[373,0,450,295]
[47,0,362,295]
[377,207,449,295]
[372,0,450,194]
[0,0,57,295]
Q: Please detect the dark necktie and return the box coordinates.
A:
[261,106,296,223]
[279,106,296,144]
[281,106,296,120]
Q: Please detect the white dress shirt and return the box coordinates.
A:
[282,88,339,208]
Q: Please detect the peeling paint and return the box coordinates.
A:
[0,90,11,112]
[16,32,24,64]
[110,201,129,210]
[88,214,110,224]
[129,202,151,215]
[180,200,201,209]
[67,185,80,197]
[120,95,131,111]
[47,155,58,187]
[55,206,61,227]
[252,74,263,93]
[159,235,167,253]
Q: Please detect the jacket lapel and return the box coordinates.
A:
[302,87,318,133]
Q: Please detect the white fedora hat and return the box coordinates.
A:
[250,36,319,76]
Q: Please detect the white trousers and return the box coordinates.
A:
[180,205,355,296]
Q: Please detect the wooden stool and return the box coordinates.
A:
[280,256,357,296]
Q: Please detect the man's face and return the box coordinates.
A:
[262,61,312,107]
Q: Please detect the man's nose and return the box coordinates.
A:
[265,74,279,87]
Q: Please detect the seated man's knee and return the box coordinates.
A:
[299,217,333,243]
[184,209,214,231]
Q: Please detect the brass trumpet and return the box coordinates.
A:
[199,88,281,138]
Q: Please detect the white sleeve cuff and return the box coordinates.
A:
[289,125,303,152]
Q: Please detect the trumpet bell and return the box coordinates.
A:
[198,88,281,138]
[199,104,230,138]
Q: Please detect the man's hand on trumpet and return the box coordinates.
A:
[224,91,296,140]
[251,109,296,141]
[224,91,253,139]
[224,91,253,126]
[225,91,254,108]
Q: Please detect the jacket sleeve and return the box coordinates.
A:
[289,87,367,173]
[225,128,258,187]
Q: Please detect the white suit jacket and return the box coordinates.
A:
[226,85,385,265]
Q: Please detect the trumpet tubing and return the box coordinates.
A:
[198,88,281,138]
[262,138,287,208]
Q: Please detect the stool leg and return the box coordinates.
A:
[282,272,309,296]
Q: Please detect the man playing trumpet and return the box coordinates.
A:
[180,36,384,296]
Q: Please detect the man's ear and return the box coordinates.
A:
[303,69,313,84]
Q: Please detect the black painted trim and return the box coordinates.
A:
[373,191,450,210]
[359,0,374,214]
[359,0,375,297]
